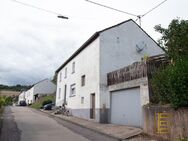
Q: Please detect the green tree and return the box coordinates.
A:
[151,18,188,108]
[0,84,31,91]
[154,18,188,61]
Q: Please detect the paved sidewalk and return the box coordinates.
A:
[39,109,168,141]
[40,109,143,140]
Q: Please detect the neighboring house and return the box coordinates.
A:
[55,19,164,127]
[18,91,26,103]
[25,79,56,105]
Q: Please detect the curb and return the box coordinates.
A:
[38,109,130,141]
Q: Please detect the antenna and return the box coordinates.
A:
[85,0,167,26]
[12,0,69,19]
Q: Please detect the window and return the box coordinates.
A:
[70,84,76,97]
[72,62,75,73]
[58,88,61,99]
[59,72,62,82]
[81,75,85,86]
[81,97,84,104]
[64,68,67,78]
[63,85,67,103]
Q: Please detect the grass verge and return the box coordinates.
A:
[30,95,55,109]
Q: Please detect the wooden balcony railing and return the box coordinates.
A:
[107,54,169,86]
[107,62,147,85]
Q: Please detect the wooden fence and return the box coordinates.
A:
[107,54,169,86]
[107,62,147,85]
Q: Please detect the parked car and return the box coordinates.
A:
[19,100,27,106]
[43,103,54,110]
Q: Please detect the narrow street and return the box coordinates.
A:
[0,106,117,141]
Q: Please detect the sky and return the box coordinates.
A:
[0,0,187,85]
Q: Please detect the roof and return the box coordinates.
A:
[29,78,48,89]
[56,19,160,73]
[33,78,50,87]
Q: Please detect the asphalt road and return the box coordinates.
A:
[0,106,117,141]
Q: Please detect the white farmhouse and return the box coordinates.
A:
[18,91,26,103]
[55,19,163,127]
[25,79,56,105]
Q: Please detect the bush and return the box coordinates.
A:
[151,59,188,108]
[42,99,52,106]
[0,96,13,107]
[178,137,188,141]
[31,95,55,109]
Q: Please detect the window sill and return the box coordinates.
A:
[69,95,76,97]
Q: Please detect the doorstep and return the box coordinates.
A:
[40,109,143,140]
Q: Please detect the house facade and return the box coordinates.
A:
[25,79,56,105]
[55,19,164,127]
[18,91,26,103]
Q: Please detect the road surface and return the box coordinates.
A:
[0,106,117,141]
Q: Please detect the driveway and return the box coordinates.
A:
[0,106,117,141]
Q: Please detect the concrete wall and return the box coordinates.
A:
[56,37,100,121]
[143,105,188,141]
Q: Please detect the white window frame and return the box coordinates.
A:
[81,75,86,86]
[81,97,84,104]
[58,88,61,99]
[70,84,76,97]
[64,68,67,78]
[59,72,62,82]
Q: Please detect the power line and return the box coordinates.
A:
[85,0,137,17]
[85,0,167,26]
[12,0,68,19]
[139,0,168,19]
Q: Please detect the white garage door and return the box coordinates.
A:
[111,88,142,127]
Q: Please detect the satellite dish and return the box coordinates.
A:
[136,41,147,53]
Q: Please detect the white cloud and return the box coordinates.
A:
[0,0,187,85]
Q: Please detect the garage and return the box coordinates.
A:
[110,88,142,127]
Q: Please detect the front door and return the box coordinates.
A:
[91,93,95,119]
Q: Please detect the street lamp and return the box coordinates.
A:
[57,15,69,19]
[13,0,69,20]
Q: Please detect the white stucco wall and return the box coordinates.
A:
[25,87,34,104]
[99,20,164,109]
[56,38,100,120]
[18,91,26,103]
[55,20,164,122]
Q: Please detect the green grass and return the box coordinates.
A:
[30,95,55,109]
[178,137,188,141]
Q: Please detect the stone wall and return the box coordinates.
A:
[143,105,188,141]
